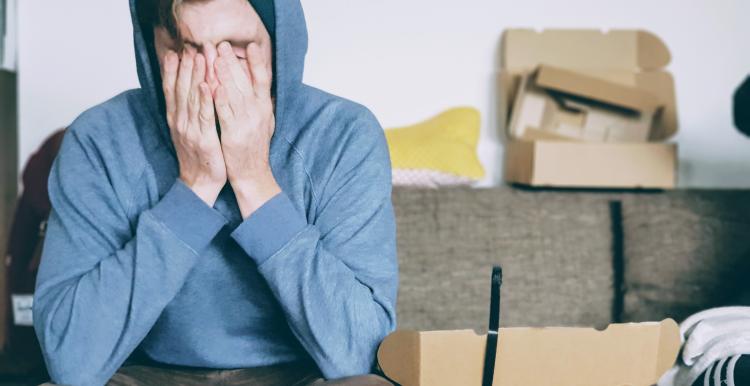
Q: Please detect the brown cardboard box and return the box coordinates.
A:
[377,319,681,386]
[500,29,679,189]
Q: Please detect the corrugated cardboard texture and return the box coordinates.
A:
[378,319,681,386]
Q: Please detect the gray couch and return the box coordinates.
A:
[391,187,750,333]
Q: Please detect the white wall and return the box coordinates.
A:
[18,0,136,169]
[18,0,750,188]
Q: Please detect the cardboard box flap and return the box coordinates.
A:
[377,319,681,386]
[636,71,679,140]
[534,65,663,112]
[377,330,421,386]
[638,31,673,71]
[656,319,684,376]
[502,29,671,72]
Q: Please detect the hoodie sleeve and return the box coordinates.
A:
[230,112,399,379]
[33,127,228,386]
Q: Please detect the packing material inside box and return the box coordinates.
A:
[510,65,664,143]
[499,29,679,188]
[377,319,680,386]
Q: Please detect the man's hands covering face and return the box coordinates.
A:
[161,41,281,216]
[162,48,226,207]
[213,41,280,218]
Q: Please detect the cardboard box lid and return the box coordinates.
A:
[534,64,663,113]
[500,29,679,141]
[502,29,671,72]
[377,319,681,386]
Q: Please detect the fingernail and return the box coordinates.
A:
[219,41,231,52]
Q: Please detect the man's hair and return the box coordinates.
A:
[137,0,211,40]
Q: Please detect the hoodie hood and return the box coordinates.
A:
[128,0,309,152]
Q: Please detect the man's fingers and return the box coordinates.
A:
[214,85,234,126]
[192,53,206,92]
[162,50,179,120]
[187,53,206,127]
[217,41,252,98]
[214,54,234,92]
[215,54,244,113]
[175,49,195,129]
[198,82,216,134]
[247,42,271,100]
[239,58,252,83]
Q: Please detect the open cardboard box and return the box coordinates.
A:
[377,319,681,386]
[499,29,679,189]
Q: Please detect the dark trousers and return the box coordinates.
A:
[39,359,392,386]
[105,359,392,386]
[38,342,394,386]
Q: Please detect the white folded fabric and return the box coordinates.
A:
[658,307,750,386]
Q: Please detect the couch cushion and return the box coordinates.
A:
[621,191,750,323]
[391,187,614,332]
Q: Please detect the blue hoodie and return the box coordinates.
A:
[32,1,399,385]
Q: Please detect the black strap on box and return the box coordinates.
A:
[481,266,503,386]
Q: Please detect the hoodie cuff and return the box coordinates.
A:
[230,190,308,265]
[150,179,228,253]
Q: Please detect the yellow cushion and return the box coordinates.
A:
[385,107,485,180]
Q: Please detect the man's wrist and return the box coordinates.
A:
[150,179,229,253]
[232,175,282,219]
[180,177,224,207]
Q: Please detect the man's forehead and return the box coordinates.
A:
[176,0,260,47]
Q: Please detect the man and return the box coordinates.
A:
[32,0,398,385]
